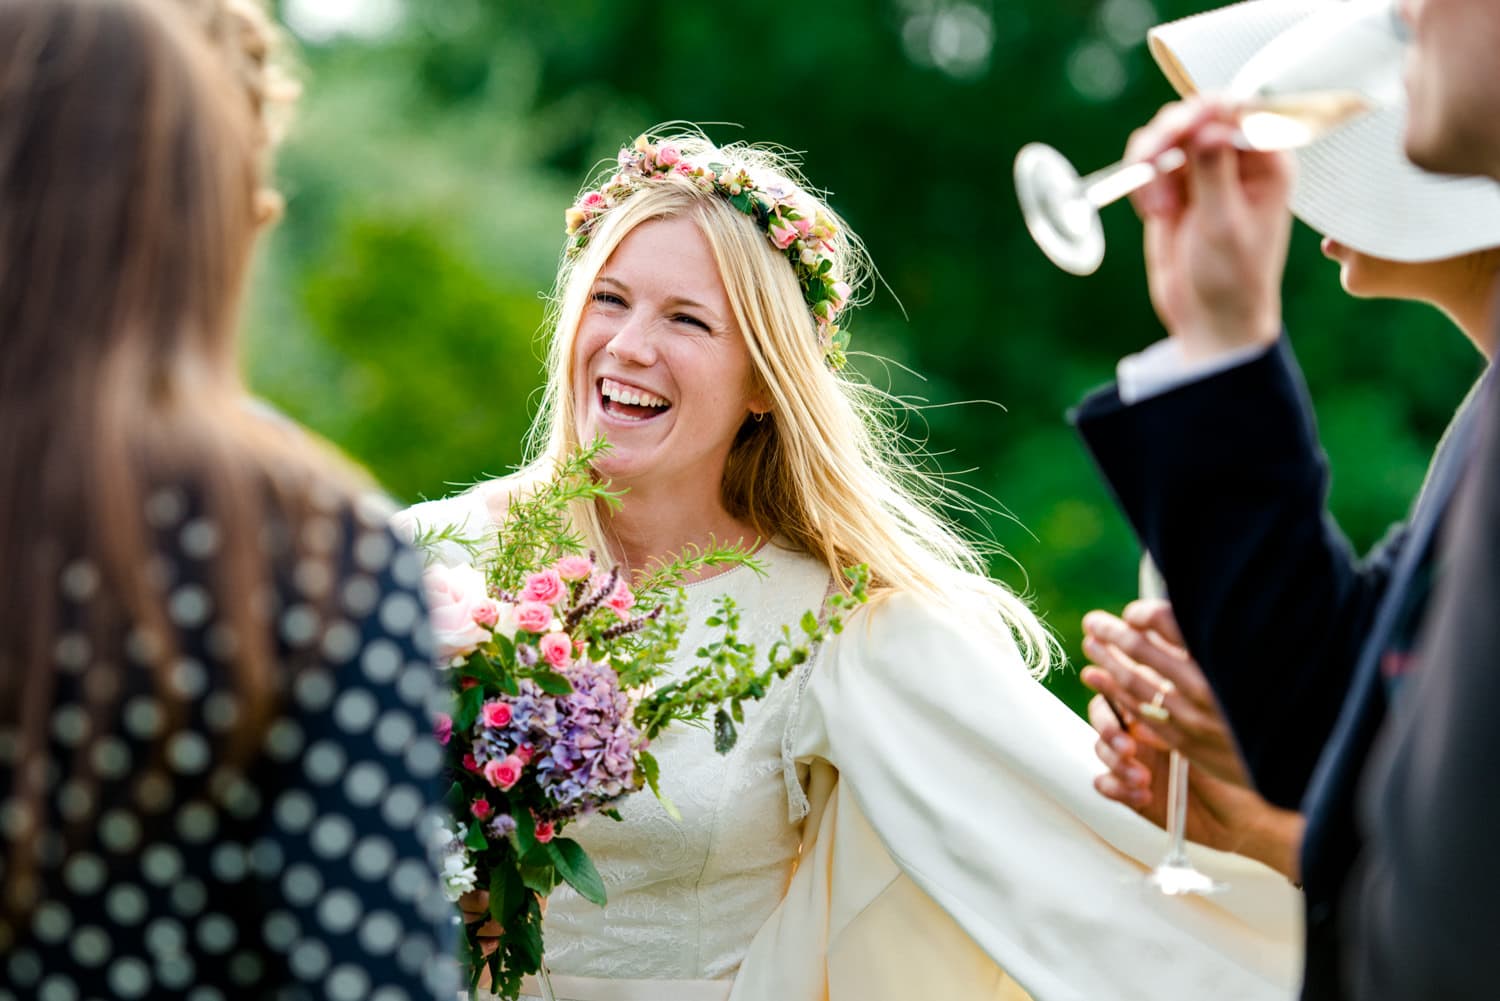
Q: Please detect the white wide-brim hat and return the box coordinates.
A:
[1148,0,1500,262]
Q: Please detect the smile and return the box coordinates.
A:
[598,377,673,423]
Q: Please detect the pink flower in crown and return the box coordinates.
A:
[480,700,513,728]
[617,147,635,168]
[582,190,606,210]
[830,281,852,310]
[521,569,565,605]
[656,144,681,167]
[534,820,556,844]
[554,555,593,582]
[768,216,799,250]
[484,755,524,791]
[538,632,573,669]
[515,601,553,634]
[434,713,453,746]
[605,578,636,620]
[793,215,813,237]
[565,206,589,235]
[471,797,494,820]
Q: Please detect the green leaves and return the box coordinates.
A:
[529,670,574,696]
[455,683,486,731]
[547,838,607,906]
[465,822,489,852]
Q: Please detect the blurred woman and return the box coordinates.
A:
[0,1,456,996]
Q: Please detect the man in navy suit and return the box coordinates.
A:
[1071,10,1497,1000]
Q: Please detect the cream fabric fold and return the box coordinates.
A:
[517,973,732,1001]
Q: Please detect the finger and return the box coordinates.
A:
[1087,611,1214,709]
[1096,771,1152,809]
[1124,100,1214,218]
[1086,690,1138,755]
[1122,599,1184,648]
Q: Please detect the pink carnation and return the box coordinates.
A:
[538,632,573,669]
[534,820,556,844]
[471,797,494,820]
[515,601,553,634]
[480,700,513,728]
[484,755,523,791]
[433,713,453,746]
[554,555,594,582]
[521,569,565,605]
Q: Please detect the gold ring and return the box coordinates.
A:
[1138,681,1174,723]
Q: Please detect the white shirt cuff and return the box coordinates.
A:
[1116,339,1273,405]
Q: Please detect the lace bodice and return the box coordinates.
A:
[541,543,830,981]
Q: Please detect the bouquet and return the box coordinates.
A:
[411,441,867,998]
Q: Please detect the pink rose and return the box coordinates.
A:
[463,753,481,773]
[656,144,681,166]
[471,598,502,627]
[521,569,565,605]
[534,820,556,844]
[421,564,493,664]
[538,632,573,669]
[515,601,553,634]
[582,190,606,209]
[516,743,535,765]
[768,217,798,250]
[606,578,636,619]
[554,555,593,582]
[471,797,494,820]
[830,280,852,309]
[480,700,513,728]
[483,755,523,791]
[433,713,453,746]
[793,215,813,236]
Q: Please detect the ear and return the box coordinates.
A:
[747,392,771,419]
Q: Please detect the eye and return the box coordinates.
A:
[591,291,626,308]
[672,313,710,331]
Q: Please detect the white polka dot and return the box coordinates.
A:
[396,666,433,707]
[288,938,330,979]
[123,697,164,740]
[311,814,356,858]
[302,517,340,555]
[37,973,77,1001]
[100,809,142,854]
[394,933,434,973]
[125,627,165,664]
[249,837,285,878]
[167,586,212,629]
[83,663,122,702]
[293,669,335,713]
[182,984,220,1001]
[262,910,299,950]
[343,761,389,807]
[210,842,248,882]
[69,924,112,966]
[7,947,42,985]
[425,957,463,995]
[105,884,148,926]
[0,797,34,839]
[228,951,263,986]
[351,835,396,882]
[165,722,211,771]
[168,658,208,698]
[142,844,184,886]
[107,955,152,998]
[273,790,316,833]
[355,493,394,527]
[342,575,379,616]
[264,718,305,761]
[326,963,371,1001]
[389,858,431,902]
[280,604,320,648]
[404,739,443,778]
[53,632,91,672]
[303,740,346,785]
[180,518,221,558]
[355,531,394,572]
[157,952,196,990]
[293,558,334,599]
[51,704,89,746]
[133,772,173,814]
[92,736,132,780]
[360,639,401,683]
[32,900,72,943]
[57,780,93,821]
[357,911,402,955]
[390,547,423,588]
[169,878,206,916]
[143,554,175,591]
[195,912,236,953]
[143,915,186,955]
[317,888,363,935]
[320,620,361,664]
[145,488,187,527]
[380,785,423,829]
[373,709,416,755]
[62,852,106,895]
[282,863,323,906]
[378,592,421,635]
[60,560,100,600]
[334,688,378,734]
[175,800,217,842]
[203,692,240,732]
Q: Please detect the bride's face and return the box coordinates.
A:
[572,216,768,494]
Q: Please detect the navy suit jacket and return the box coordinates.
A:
[1072,337,1484,1001]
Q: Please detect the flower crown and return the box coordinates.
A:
[565,136,855,370]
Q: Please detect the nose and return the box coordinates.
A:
[605,313,657,367]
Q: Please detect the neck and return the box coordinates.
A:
[1425,259,1499,359]
[602,475,760,581]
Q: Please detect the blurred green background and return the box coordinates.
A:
[246,0,1483,714]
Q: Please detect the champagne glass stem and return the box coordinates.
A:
[1077,147,1188,210]
[1163,750,1193,868]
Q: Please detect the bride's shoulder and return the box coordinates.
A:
[390,474,538,566]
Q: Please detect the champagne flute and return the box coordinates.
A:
[1137,557,1224,896]
[1015,0,1408,275]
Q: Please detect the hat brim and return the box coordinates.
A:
[1147,0,1500,262]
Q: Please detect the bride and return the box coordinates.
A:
[398,130,1299,1001]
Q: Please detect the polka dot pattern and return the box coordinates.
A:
[2,499,452,998]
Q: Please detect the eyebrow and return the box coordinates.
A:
[594,275,715,315]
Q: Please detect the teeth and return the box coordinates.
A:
[602,379,669,409]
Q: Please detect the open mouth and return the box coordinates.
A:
[598,377,673,423]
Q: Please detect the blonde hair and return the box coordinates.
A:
[503,131,1059,674]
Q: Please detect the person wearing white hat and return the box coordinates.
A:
[1068,1,1499,998]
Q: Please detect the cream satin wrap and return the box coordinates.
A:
[728,591,1301,1001]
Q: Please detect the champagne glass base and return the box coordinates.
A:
[1145,862,1227,897]
[1013,142,1105,276]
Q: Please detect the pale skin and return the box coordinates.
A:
[1086,89,1500,880]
